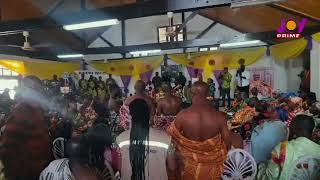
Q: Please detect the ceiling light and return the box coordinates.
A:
[57,54,84,58]
[220,40,262,48]
[199,48,208,52]
[130,49,161,56]
[231,0,286,8]
[209,47,218,51]
[63,19,119,30]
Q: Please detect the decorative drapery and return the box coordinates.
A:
[140,70,153,83]
[271,38,308,61]
[89,56,164,80]
[186,67,203,78]
[0,59,80,79]
[0,60,25,74]
[169,47,266,80]
[312,32,320,42]
[120,75,131,91]
[23,61,80,79]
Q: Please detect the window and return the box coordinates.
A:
[0,65,19,99]
[0,65,19,77]
[157,24,185,43]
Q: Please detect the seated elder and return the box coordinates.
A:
[251,120,288,164]
[258,115,320,180]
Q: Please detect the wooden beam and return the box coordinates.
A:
[0,0,230,31]
[268,3,320,24]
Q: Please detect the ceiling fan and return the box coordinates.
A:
[0,31,50,51]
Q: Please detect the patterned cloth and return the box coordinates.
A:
[154,115,176,131]
[231,106,258,126]
[258,137,320,180]
[250,80,273,97]
[167,123,227,180]
[119,105,131,131]
[39,159,74,180]
[285,108,305,127]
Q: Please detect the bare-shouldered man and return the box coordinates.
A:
[122,80,155,125]
[167,81,230,180]
[124,80,155,113]
[157,83,182,116]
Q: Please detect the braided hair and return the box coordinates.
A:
[129,99,150,180]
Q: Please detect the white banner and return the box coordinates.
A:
[75,70,109,80]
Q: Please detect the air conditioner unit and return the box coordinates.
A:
[231,0,287,8]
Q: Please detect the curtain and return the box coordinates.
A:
[271,38,307,61]
[0,60,80,79]
[88,56,163,80]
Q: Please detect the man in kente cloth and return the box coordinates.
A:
[167,81,230,180]
[155,83,182,130]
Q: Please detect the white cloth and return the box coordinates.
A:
[39,159,74,180]
[236,70,250,87]
[191,78,199,84]
[116,128,171,180]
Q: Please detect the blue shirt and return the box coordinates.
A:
[251,121,288,164]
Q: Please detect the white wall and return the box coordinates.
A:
[311,40,320,100]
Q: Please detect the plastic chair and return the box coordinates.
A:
[222,148,257,180]
[288,155,320,180]
[96,161,118,180]
[52,137,65,159]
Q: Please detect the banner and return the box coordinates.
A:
[248,67,274,87]
[75,71,108,80]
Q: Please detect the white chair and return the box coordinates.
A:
[288,155,320,180]
[52,137,65,159]
[222,148,257,180]
[96,161,118,180]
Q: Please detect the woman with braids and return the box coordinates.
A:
[116,99,171,180]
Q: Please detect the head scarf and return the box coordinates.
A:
[289,97,303,107]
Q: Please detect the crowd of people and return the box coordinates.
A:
[0,62,319,180]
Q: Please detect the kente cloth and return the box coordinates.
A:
[231,106,257,126]
[167,123,227,180]
[285,108,305,127]
[249,80,273,97]
[119,105,130,131]
[154,115,176,131]
[258,137,320,180]
[39,159,75,180]
[2,102,52,180]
